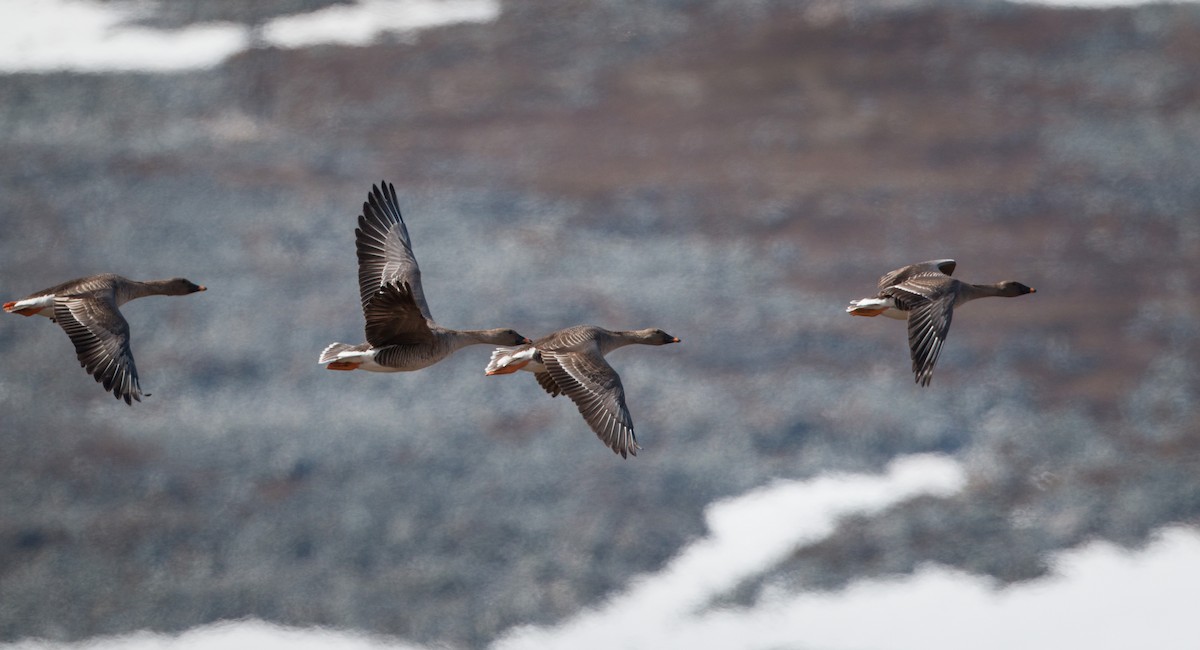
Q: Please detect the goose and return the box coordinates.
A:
[4,274,206,404]
[319,181,529,372]
[847,259,1035,386]
[485,325,679,458]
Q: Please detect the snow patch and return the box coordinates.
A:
[0,0,500,73]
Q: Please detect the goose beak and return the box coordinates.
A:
[197,286,208,292]
[671,337,681,343]
[1029,288,1036,293]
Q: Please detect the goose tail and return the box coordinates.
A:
[485,345,537,375]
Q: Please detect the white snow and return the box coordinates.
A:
[0,0,246,72]
[1,620,423,650]
[261,0,498,48]
[8,453,1197,650]
[0,0,500,73]
[497,454,966,648]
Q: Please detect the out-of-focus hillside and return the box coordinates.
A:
[0,1,1198,647]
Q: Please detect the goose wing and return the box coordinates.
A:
[877,259,956,290]
[899,289,955,387]
[534,368,563,397]
[362,281,435,347]
[53,294,144,404]
[542,348,639,458]
[355,181,434,322]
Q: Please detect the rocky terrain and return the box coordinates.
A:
[1,0,1198,647]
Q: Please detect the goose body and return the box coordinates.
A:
[847,259,1035,386]
[485,325,679,458]
[319,181,528,373]
[4,273,206,404]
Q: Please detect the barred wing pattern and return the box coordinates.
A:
[542,349,639,458]
[534,366,562,397]
[876,259,956,290]
[882,273,958,387]
[904,295,955,386]
[355,181,433,322]
[53,296,143,404]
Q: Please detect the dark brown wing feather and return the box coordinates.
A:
[542,349,639,458]
[354,182,433,322]
[882,272,954,304]
[53,295,143,404]
[533,325,603,352]
[534,368,563,397]
[363,281,435,347]
[877,259,956,290]
[902,292,955,386]
[21,274,121,301]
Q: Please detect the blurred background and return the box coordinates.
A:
[1,0,1198,648]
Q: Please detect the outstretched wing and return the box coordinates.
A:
[542,348,639,458]
[880,269,958,387]
[534,368,563,397]
[877,259,956,290]
[53,295,143,404]
[902,292,955,386]
[363,281,436,347]
[355,181,434,322]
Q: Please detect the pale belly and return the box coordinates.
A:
[346,346,448,372]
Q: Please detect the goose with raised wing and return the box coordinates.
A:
[485,325,679,458]
[847,259,1035,386]
[4,274,206,404]
[319,181,529,373]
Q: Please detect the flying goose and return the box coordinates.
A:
[4,274,206,404]
[847,259,1035,386]
[485,325,680,458]
[319,181,529,372]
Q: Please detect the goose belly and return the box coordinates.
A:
[361,345,450,372]
[355,350,401,372]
